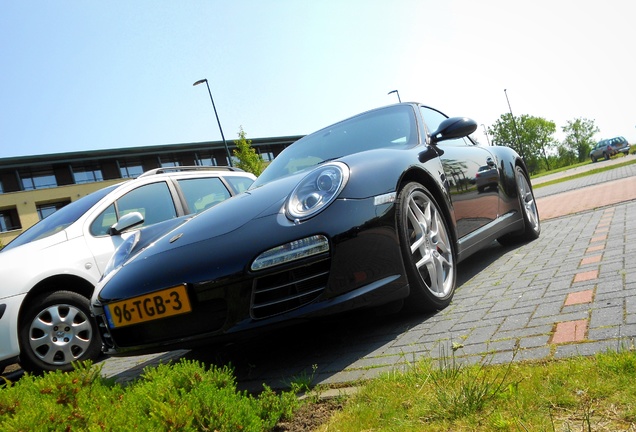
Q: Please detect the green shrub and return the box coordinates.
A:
[0,359,298,431]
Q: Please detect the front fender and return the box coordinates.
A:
[338,147,443,199]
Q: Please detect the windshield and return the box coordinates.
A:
[253,104,418,187]
[2,184,118,251]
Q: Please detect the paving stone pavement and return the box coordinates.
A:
[97,160,636,393]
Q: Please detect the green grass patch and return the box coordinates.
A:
[318,347,636,431]
[532,157,636,189]
[0,359,300,431]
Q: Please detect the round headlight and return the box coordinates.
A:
[286,162,349,221]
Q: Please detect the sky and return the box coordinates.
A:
[1,1,634,159]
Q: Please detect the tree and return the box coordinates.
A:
[561,118,599,163]
[233,126,264,176]
[524,116,558,171]
[488,113,557,173]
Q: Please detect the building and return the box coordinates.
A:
[0,136,300,246]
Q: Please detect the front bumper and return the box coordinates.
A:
[0,293,26,369]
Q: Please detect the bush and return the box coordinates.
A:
[0,360,298,431]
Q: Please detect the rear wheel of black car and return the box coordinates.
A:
[18,290,101,373]
[396,182,456,312]
[498,165,541,246]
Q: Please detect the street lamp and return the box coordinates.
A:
[193,78,233,167]
[481,124,491,146]
[387,90,401,103]
[504,88,525,161]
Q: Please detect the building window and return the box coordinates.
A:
[20,168,57,191]
[73,164,103,184]
[0,207,21,232]
[160,156,181,167]
[36,200,71,220]
[0,179,3,194]
[260,151,275,162]
[119,161,144,178]
[195,152,217,166]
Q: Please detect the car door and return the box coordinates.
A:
[85,181,178,274]
[419,106,499,238]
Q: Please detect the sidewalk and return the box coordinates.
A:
[537,175,636,219]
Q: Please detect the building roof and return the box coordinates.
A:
[0,135,303,169]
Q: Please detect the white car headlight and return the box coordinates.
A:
[286,162,349,221]
[102,231,140,279]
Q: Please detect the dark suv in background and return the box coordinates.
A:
[590,136,630,162]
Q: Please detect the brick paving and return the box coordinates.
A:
[95,159,636,392]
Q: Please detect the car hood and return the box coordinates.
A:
[0,230,68,265]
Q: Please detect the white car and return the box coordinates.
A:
[0,167,255,373]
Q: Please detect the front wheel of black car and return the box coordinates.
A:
[396,182,456,312]
[498,165,541,246]
[18,290,102,374]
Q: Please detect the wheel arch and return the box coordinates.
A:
[18,275,95,325]
[396,167,458,246]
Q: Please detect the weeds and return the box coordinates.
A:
[318,346,636,431]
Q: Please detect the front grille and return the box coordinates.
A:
[251,258,330,319]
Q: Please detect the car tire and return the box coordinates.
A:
[603,152,610,160]
[18,290,102,374]
[498,166,541,246]
[396,182,456,312]
[591,155,597,163]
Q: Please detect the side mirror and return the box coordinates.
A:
[108,211,144,236]
[430,117,478,144]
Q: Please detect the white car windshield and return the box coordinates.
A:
[2,185,117,251]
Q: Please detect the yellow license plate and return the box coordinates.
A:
[105,284,192,328]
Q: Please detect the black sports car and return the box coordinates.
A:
[91,103,540,356]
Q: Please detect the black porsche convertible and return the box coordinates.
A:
[91,103,540,356]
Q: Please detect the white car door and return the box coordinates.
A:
[85,181,178,274]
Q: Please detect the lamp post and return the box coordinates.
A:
[193,78,233,167]
[481,124,491,146]
[387,90,401,103]
[504,88,525,161]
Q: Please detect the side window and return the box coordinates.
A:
[177,177,231,214]
[90,182,176,236]
[225,176,255,194]
[90,204,117,236]
[420,106,448,137]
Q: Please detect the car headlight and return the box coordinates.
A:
[286,162,349,221]
[102,231,140,279]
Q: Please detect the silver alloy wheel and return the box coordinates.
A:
[516,169,540,234]
[28,303,93,365]
[405,189,454,298]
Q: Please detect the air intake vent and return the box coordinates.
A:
[251,259,330,319]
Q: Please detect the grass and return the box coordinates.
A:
[4,345,636,431]
[316,346,636,431]
[531,154,636,189]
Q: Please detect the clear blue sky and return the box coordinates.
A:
[2,1,634,158]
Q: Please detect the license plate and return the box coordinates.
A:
[104,284,192,328]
